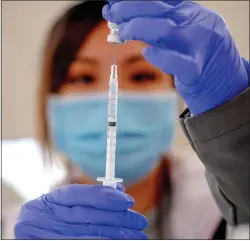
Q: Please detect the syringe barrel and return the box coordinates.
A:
[108,67,118,122]
[106,125,116,179]
[105,65,118,179]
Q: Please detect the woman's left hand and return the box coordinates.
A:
[103,1,248,115]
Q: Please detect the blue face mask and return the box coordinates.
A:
[47,92,178,184]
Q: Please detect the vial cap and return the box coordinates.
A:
[107,34,125,44]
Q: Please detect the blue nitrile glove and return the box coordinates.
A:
[14,184,148,240]
[103,1,249,115]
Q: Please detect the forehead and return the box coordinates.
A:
[76,21,148,62]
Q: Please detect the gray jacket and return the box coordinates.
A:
[180,87,250,229]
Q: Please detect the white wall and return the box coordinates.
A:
[2,1,249,140]
[2,1,76,140]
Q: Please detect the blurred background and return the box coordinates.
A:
[1,0,249,239]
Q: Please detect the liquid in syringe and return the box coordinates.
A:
[97,63,123,188]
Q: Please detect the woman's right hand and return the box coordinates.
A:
[14,184,148,239]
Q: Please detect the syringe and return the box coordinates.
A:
[97,21,125,189]
[97,64,123,188]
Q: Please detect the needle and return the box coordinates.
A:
[113,45,117,65]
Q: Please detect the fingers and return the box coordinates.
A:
[143,47,200,86]
[79,237,111,240]
[45,204,148,230]
[16,204,148,239]
[103,1,173,24]
[15,223,111,240]
[119,17,173,45]
[82,225,148,240]
[116,183,125,192]
[75,225,148,240]
[119,18,191,52]
[107,0,185,5]
[45,184,134,211]
[46,204,148,230]
[164,0,185,6]
[20,199,147,231]
[103,1,198,25]
[15,222,147,240]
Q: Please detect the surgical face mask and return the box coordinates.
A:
[47,92,178,184]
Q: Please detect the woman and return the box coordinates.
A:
[15,0,249,239]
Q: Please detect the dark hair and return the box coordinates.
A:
[38,1,106,150]
[51,1,107,93]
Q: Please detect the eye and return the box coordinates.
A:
[131,72,157,83]
[75,75,95,84]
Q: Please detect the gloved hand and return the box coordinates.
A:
[103,1,249,114]
[15,184,148,239]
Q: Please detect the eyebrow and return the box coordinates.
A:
[76,56,98,65]
[124,55,145,65]
[75,54,145,65]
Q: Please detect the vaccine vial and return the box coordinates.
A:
[107,22,126,44]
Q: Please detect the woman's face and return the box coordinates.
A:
[59,21,174,95]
